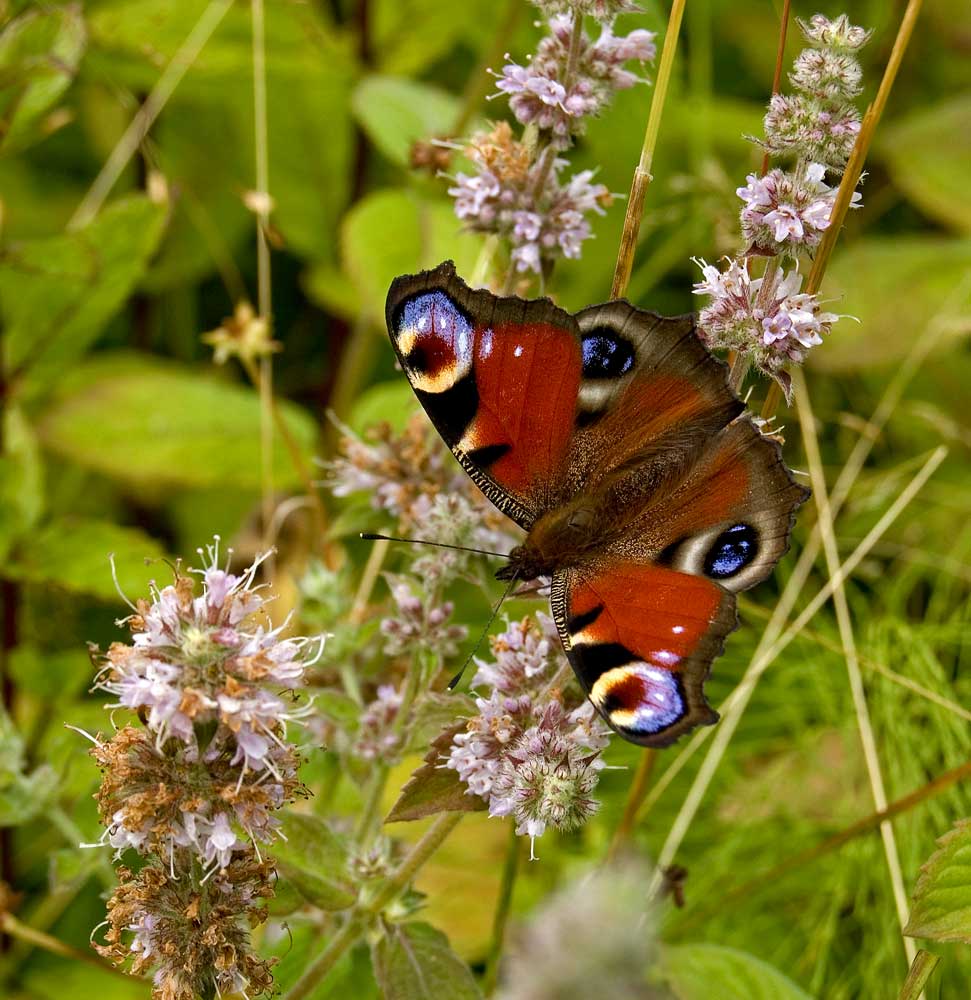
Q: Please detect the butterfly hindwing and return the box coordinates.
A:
[551,562,734,746]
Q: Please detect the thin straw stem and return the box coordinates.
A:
[610,0,687,299]
[251,0,274,554]
[794,370,916,963]
[646,446,947,896]
[69,0,235,230]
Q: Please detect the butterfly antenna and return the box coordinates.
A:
[446,570,520,690]
[360,532,510,560]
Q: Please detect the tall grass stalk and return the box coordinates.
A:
[610,0,686,299]
[646,445,948,896]
[68,0,235,230]
[795,370,916,963]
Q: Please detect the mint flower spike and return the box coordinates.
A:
[495,15,656,147]
[446,614,610,859]
[448,123,612,275]
[86,538,322,1000]
[692,256,842,377]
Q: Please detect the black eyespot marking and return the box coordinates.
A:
[656,536,688,567]
[466,443,511,467]
[703,524,759,579]
[568,604,603,634]
[581,328,635,379]
[415,370,477,447]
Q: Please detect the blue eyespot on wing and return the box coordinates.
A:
[703,523,759,580]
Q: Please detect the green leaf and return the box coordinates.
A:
[0,705,58,827]
[812,237,971,372]
[342,190,484,326]
[0,406,44,561]
[9,646,90,701]
[372,921,482,1000]
[0,3,86,155]
[878,95,971,235]
[352,76,460,167]
[348,380,420,436]
[372,0,489,75]
[405,692,476,755]
[659,943,814,1000]
[37,354,317,489]
[89,0,356,263]
[386,723,486,823]
[0,196,167,396]
[906,817,971,943]
[273,810,357,911]
[6,516,165,601]
[266,875,306,917]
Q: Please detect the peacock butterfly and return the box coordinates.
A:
[385,261,808,748]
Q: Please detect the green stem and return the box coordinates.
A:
[483,823,522,995]
[282,813,464,1000]
[282,914,365,1000]
[897,950,940,1000]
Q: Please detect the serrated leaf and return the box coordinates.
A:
[0,196,167,396]
[878,95,971,235]
[905,817,971,943]
[386,723,486,823]
[7,516,165,601]
[352,76,460,167]
[372,921,482,1000]
[342,190,484,325]
[0,3,86,155]
[659,944,814,1000]
[37,355,317,489]
[273,810,357,911]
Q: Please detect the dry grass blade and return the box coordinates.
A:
[794,369,916,963]
[646,446,947,896]
[69,0,235,230]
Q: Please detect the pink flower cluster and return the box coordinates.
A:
[737,162,861,254]
[449,134,610,274]
[496,15,656,146]
[692,257,840,371]
[446,615,608,858]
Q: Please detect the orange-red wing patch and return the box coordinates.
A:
[552,562,736,747]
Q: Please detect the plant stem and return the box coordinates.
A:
[283,813,464,1000]
[610,0,687,299]
[0,913,131,980]
[240,358,328,551]
[370,812,464,912]
[760,0,792,176]
[283,914,365,1000]
[483,824,522,996]
[606,749,656,862]
[794,370,916,962]
[897,951,940,1000]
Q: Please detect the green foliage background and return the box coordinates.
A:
[1,0,971,998]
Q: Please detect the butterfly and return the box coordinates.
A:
[385,261,808,747]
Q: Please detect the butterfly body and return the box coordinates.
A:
[386,261,808,748]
